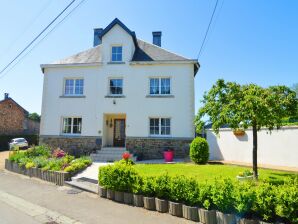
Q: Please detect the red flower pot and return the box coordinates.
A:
[164,150,174,162]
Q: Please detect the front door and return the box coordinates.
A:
[113,119,125,147]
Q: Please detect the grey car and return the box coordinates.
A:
[9,138,28,150]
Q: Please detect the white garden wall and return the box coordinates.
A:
[207,126,298,168]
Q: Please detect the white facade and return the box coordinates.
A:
[40,20,198,149]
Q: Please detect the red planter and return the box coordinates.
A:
[164,150,174,162]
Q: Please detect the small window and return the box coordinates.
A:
[109,79,123,95]
[111,46,122,62]
[64,79,84,96]
[62,117,82,134]
[149,118,171,136]
[149,78,170,95]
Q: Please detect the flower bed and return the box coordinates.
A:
[6,145,92,185]
[98,161,298,224]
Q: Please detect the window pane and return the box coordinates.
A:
[63,118,72,133]
[110,79,123,95]
[75,79,84,95]
[161,118,170,135]
[161,78,170,94]
[150,78,159,94]
[112,46,122,62]
[65,79,74,95]
[73,118,82,134]
[149,118,159,135]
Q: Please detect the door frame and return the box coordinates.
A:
[113,118,126,147]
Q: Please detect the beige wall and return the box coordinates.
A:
[207,126,298,168]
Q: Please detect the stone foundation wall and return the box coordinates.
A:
[39,135,101,156]
[126,137,192,160]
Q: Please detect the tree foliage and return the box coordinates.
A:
[195,79,297,134]
[28,112,41,122]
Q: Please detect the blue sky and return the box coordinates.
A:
[0,0,297,114]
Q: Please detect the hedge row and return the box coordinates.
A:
[0,134,38,150]
[99,162,298,223]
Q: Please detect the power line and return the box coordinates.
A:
[0,0,53,59]
[0,0,87,80]
[0,0,77,75]
[197,0,220,59]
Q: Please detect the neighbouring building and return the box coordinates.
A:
[39,18,199,159]
[0,93,40,135]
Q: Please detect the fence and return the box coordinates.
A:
[206,126,298,168]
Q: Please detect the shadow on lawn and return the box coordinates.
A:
[265,172,298,185]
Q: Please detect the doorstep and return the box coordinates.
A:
[65,177,98,194]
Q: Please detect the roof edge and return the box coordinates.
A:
[40,62,102,73]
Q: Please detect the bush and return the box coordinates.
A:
[8,150,27,163]
[32,156,48,168]
[98,162,139,193]
[211,178,236,214]
[234,181,256,217]
[183,178,200,206]
[154,174,171,199]
[168,175,189,203]
[198,181,214,210]
[25,145,51,158]
[52,148,66,158]
[253,182,276,222]
[189,137,209,164]
[142,176,155,197]
[275,178,298,223]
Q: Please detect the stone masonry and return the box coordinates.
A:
[39,136,102,156]
[126,137,192,160]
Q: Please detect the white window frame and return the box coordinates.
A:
[111,45,123,62]
[149,117,171,136]
[63,78,84,96]
[61,117,82,135]
[108,77,124,95]
[149,77,171,95]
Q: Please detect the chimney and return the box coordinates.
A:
[4,93,9,99]
[152,31,162,47]
[93,28,103,47]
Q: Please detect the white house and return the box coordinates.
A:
[40,18,199,159]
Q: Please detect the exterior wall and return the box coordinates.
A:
[0,99,27,135]
[39,136,101,156]
[126,137,192,160]
[207,126,298,168]
[40,24,195,156]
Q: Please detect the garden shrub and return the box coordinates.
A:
[25,145,51,158]
[8,150,27,163]
[198,182,214,210]
[183,178,200,206]
[32,156,48,168]
[168,175,189,203]
[98,162,139,193]
[189,137,209,164]
[234,181,256,217]
[142,176,156,197]
[154,173,171,199]
[253,182,276,222]
[211,178,236,214]
[275,178,298,223]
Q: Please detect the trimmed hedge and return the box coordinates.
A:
[98,164,298,223]
[0,134,38,150]
[189,137,209,164]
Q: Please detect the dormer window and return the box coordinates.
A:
[111,46,122,62]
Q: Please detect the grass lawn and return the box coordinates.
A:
[134,163,297,184]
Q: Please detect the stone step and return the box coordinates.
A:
[98,148,127,153]
[65,178,98,194]
[91,154,137,162]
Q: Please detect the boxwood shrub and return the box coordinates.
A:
[98,162,298,223]
[189,137,209,164]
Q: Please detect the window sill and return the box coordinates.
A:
[149,135,172,138]
[146,95,174,98]
[60,95,86,98]
[105,95,125,98]
[107,61,125,64]
[60,134,82,137]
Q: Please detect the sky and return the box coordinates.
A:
[0,0,297,114]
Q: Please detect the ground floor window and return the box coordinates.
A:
[149,118,171,136]
[62,117,82,134]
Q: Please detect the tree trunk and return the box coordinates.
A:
[252,123,258,180]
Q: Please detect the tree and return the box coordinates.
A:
[28,113,41,122]
[291,83,298,97]
[195,79,297,179]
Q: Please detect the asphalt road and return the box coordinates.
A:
[0,170,192,224]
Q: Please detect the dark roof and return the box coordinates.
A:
[44,18,199,74]
[0,97,29,115]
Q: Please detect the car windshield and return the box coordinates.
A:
[15,139,26,143]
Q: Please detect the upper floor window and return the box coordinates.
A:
[149,118,171,136]
[111,46,122,62]
[109,78,123,95]
[150,78,171,95]
[62,117,82,134]
[64,78,84,96]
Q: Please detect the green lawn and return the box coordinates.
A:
[134,163,297,184]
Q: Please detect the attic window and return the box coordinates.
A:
[111,46,122,62]
[8,104,12,108]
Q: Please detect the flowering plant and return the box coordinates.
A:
[52,148,66,158]
[122,152,131,160]
[238,170,253,177]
